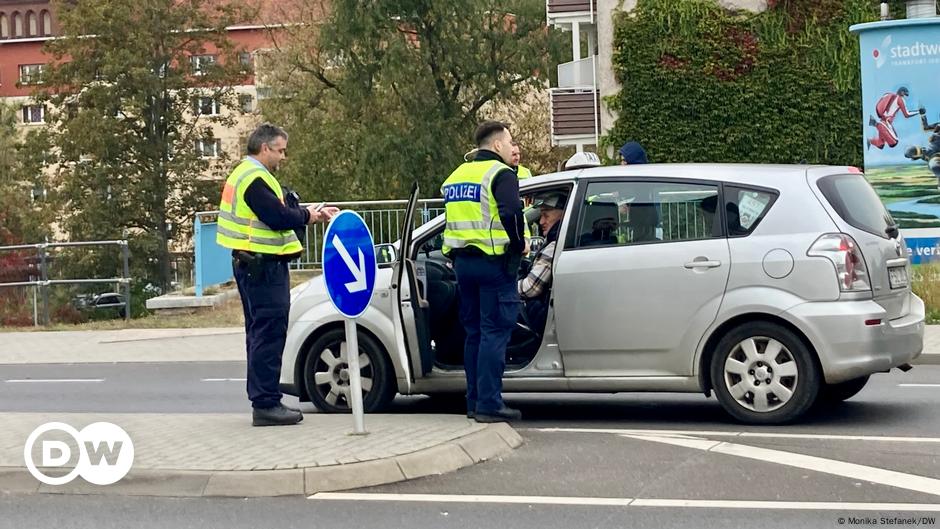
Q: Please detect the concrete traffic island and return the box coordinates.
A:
[0,412,522,498]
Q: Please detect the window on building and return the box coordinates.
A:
[256,87,273,101]
[0,14,9,39]
[190,55,216,76]
[22,104,45,124]
[41,11,51,36]
[19,64,45,84]
[196,138,221,159]
[26,11,36,36]
[13,12,23,37]
[238,52,253,72]
[194,96,220,116]
[239,94,254,113]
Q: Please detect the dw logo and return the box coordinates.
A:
[23,422,135,486]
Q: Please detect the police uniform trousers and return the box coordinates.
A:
[233,257,290,409]
[454,252,521,415]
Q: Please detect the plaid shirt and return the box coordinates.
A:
[518,240,556,299]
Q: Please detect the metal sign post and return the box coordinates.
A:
[322,211,378,435]
[344,317,365,434]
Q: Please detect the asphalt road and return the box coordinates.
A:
[1,361,939,437]
[2,362,939,528]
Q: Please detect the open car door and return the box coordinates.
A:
[392,182,434,378]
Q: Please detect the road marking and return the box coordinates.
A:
[529,427,940,444]
[312,493,634,506]
[201,378,247,382]
[4,378,104,383]
[309,493,940,511]
[899,384,940,387]
[623,433,940,497]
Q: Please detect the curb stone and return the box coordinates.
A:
[1,423,521,498]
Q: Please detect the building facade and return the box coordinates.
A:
[547,0,768,154]
[0,0,289,170]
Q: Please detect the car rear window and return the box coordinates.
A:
[817,174,894,239]
[725,185,778,237]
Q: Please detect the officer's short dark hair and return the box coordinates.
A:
[246,123,288,155]
[474,121,510,148]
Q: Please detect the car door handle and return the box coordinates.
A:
[684,258,722,269]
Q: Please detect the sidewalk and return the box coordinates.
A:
[0,328,245,363]
[0,412,521,498]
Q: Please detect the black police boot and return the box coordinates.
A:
[474,406,522,423]
[252,403,303,426]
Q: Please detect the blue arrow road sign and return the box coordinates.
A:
[322,211,377,319]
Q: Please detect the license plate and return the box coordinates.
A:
[888,266,909,289]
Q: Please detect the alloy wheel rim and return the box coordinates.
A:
[722,336,799,413]
[312,340,373,408]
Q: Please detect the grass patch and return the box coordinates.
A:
[913,263,940,324]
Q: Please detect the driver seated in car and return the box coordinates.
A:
[517,193,566,333]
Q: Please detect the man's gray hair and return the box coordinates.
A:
[246,123,288,155]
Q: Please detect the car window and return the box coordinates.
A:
[725,185,778,237]
[817,174,895,239]
[573,181,720,248]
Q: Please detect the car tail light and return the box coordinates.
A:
[807,233,871,292]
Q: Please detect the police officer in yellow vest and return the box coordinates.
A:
[442,121,527,423]
[217,123,339,426]
[510,141,532,179]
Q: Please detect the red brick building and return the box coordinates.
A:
[0,0,301,153]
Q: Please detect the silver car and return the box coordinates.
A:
[281,164,925,424]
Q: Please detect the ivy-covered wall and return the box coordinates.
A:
[604,0,890,165]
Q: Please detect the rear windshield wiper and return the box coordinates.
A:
[885,224,899,239]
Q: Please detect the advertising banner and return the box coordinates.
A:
[851,18,940,262]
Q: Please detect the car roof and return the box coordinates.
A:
[521,163,848,189]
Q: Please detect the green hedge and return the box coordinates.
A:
[605,0,884,166]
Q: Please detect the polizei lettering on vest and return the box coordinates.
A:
[443,183,482,203]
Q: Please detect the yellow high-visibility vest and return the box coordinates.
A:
[216,159,303,255]
[517,165,532,179]
[441,160,513,256]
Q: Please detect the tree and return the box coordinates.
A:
[0,104,50,247]
[38,0,251,290]
[0,104,52,325]
[261,0,565,201]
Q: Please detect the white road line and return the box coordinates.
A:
[309,493,940,511]
[623,433,940,497]
[311,493,634,506]
[201,378,247,382]
[899,384,940,387]
[629,499,940,511]
[4,378,104,383]
[528,427,940,444]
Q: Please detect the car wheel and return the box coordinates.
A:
[303,327,396,413]
[818,375,870,404]
[710,322,820,424]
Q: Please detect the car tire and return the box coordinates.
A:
[710,322,820,425]
[818,375,870,404]
[303,327,396,413]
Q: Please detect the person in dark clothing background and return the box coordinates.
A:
[217,123,338,426]
[620,141,649,165]
[441,120,527,423]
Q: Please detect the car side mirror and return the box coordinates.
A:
[375,243,398,265]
